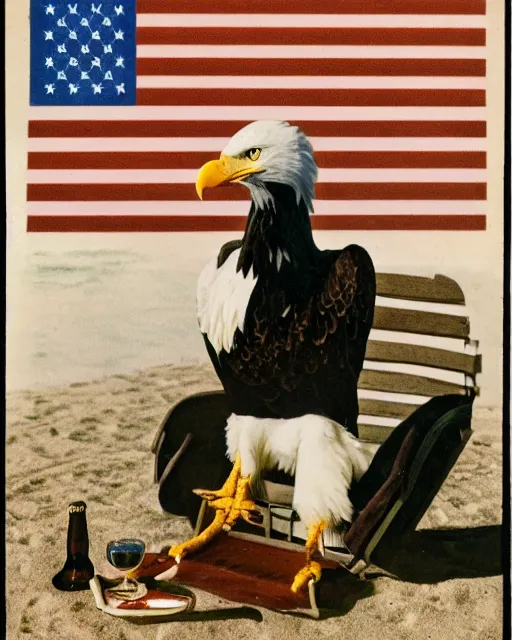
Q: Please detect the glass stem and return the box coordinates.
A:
[119,575,134,591]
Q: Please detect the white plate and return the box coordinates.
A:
[89,575,195,619]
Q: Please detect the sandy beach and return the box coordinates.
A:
[6,363,503,640]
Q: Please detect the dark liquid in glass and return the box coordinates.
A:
[109,550,144,570]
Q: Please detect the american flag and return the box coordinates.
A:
[27,0,487,233]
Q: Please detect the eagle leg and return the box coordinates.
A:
[192,451,242,501]
[290,520,328,594]
[222,475,260,531]
[169,509,227,563]
[168,452,260,561]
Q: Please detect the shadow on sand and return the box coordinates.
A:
[372,524,503,584]
[313,524,502,618]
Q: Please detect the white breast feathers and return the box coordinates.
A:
[196,249,258,355]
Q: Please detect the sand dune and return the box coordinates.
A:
[6,364,502,639]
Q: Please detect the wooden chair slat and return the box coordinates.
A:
[376,273,465,305]
[358,424,395,444]
[365,340,481,376]
[373,307,470,339]
[359,398,421,420]
[359,369,466,396]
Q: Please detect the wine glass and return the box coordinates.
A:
[105,538,148,601]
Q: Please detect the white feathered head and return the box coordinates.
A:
[195,120,318,212]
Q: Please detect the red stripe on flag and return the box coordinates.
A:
[26,215,487,232]
[136,0,486,15]
[136,88,485,107]
[28,151,487,170]
[28,120,487,138]
[27,183,487,201]
[136,27,485,47]
[136,58,486,77]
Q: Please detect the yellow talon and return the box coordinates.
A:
[223,476,258,530]
[168,452,260,560]
[290,561,322,594]
[291,520,328,593]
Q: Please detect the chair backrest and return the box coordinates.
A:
[250,273,482,545]
[357,273,481,444]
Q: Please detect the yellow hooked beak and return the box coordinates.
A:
[195,155,264,200]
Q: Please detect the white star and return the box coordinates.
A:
[81,44,90,54]
[91,3,102,13]
[91,57,101,68]
[44,83,55,94]
[44,56,54,68]
[69,57,78,67]
[45,4,55,15]
[68,4,78,13]
[103,44,113,54]
[68,83,79,94]
[80,17,89,27]
[114,30,124,40]
[115,82,125,95]
[81,71,90,80]
[44,31,53,40]
[57,17,66,27]
[92,83,103,94]
[69,30,78,40]
[102,17,111,26]
[57,70,67,80]
[57,43,67,53]
[103,70,113,80]
[114,5,124,15]
[91,30,101,40]
[115,56,124,67]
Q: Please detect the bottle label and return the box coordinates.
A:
[69,504,86,514]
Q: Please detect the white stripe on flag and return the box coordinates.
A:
[28,106,487,120]
[26,200,488,216]
[136,14,487,28]
[27,137,488,152]
[136,45,487,59]
[136,76,487,90]
[26,168,487,184]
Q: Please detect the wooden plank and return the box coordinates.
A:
[358,424,395,444]
[359,398,420,420]
[365,340,481,375]
[373,307,470,339]
[359,369,466,396]
[376,273,465,305]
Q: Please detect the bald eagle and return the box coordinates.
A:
[170,120,376,593]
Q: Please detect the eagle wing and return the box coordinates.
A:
[201,242,375,434]
[311,243,376,375]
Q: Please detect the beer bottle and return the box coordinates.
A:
[52,500,95,591]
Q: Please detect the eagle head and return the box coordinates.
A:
[195,120,318,213]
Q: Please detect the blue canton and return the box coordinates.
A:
[30,0,136,105]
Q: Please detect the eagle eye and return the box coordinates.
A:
[246,148,261,161]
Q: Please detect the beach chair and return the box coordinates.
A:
[151,273,480,606]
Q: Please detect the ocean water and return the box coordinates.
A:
[6,232,503,406]
[7,241,218,391]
